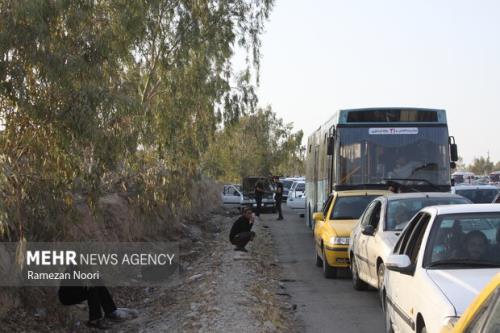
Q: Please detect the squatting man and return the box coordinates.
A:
[229,207,256,252]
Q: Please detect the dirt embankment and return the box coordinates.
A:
[0,179,221,329]
[1,188,300,332]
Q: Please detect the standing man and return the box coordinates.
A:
[254,178,265,217]
[273,177,284,220]
[229,208,256,252]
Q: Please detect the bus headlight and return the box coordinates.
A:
[330,237,350,245]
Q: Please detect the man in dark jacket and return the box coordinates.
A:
[229,208,256,252]
[254,179,265,217]
[273,177,284,220]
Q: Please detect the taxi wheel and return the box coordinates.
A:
[322,247,337,278]
[315,246,322,267]
[351,256,368,290]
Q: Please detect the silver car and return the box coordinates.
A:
[349,192,471,300]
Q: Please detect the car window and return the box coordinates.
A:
[465,288,500,333]
[425,213,500,268]
[360,201,377,227]
[296,183,305,192]
[329,195,378,220]
[369,201,382,229]
[394,212,424,255]
[404,214,431,265]
[456,189,498,204]
[386,197,470,231]
[229,187,240,196]
[323,194,334,217]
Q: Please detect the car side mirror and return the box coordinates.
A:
[312,212,324,222]
[361,225,375,236]
[327,136,334,156]
[449,137,458,162]
[386,254,413,274]
[297,194,303,198]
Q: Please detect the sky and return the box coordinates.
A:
[253,0,500,165]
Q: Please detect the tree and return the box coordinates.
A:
[0,0,274,241]
[455,156,466,171]
[203,107,304,182]
[468,156,494,175]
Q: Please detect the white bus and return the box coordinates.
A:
[305,108,459,228]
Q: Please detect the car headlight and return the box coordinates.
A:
[442,316,460,330]
[330,237,350,245]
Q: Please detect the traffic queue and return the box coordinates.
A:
[306,108,500,333]
[312,189,499,333]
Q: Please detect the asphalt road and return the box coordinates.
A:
[262,206,385,333]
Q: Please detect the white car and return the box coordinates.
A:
[383,204,500,333]
[349,193,470,296]
[452,171,475,185]
[286,181,306,214]
[221,184,242,209]
[280,177,304,202]
[452,185,499,204]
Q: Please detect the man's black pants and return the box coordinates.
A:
[231,231,256,248]
[276,199,283,218]
[58,286,117,321]
[255,196,262,216]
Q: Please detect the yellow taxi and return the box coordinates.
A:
[313,189,389,278]
[442,273,500,333]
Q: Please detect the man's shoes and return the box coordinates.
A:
[277,217,284,220]
[234,247,248,252]
[106,309,128,322]
[87,318,112,330]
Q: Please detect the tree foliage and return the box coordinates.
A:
[457,155,500,175]
[203,107,304,183]
[0,0,274,240]
[467,156,496,175]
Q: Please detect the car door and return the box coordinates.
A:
[314,194,334,253]
[389,212,431,332]
[289,182,297,198]
[222,185,242,208]
[364,200,383,285]
[354,200,378,281]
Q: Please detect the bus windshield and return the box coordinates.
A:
[337,126,450,186]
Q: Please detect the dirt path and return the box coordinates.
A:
[110,211,299,333]
[2,211,299,333]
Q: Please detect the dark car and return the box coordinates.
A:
[452,185,500,203]
[240,176,275,212]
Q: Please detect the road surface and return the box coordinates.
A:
[262,206,385,333]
